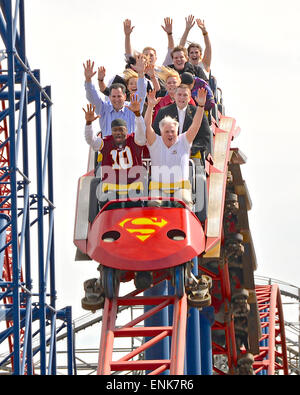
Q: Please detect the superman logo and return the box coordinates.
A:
[119,217,168,242]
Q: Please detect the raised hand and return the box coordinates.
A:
[185,15,195,31]
[98,66,106,81]
[123,19,135,35]
[134,54,147,75]
[83,60,97,82]
[161,17,173,35]
[147,90,161,107]
[82,104,100,124]
[126,93,142,114]
[194,87,207,107]
[196,18,207,34]
[145,63,155,77]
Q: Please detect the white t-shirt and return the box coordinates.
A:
[148,133,191,183]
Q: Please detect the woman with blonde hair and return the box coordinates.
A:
[153,66,195,120]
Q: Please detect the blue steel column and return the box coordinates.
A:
[66,306,74,375]
[185,257,201,374]
[33,69,47,375]
[0,214,9,277]
[199,306,214,375]
[0,0,74,375]
[6,0,21,374]
[45,85,57,375]
[144,281,170,374]
[18,0,33,374]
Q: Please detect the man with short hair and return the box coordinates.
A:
[152,84,211,155]
[179,16,212,78]
[180,72,215,111]
[83,97,146,213]
[167,46,208,81]
[84,60,144,135]
[81,99,146,312]
[138,88,207,208]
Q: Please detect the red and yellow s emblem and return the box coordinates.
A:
[119,217,168,242]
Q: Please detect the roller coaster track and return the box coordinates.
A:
[50,274,300,375]
[0,0,295,376]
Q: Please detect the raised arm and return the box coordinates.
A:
[124,19,135,58]
[196,19,212,72]
[144,91,161,146]
[97,66,107,94]
[185,88,207,144]
[162,17,174,49]
[130,54,148,112]
[83,59,97,83]
[83,60,104,115]
[125,94,146,146]
[161,17,175,66]
[145,63,160,92]
[179,15,195,47]
[82,104,102,151]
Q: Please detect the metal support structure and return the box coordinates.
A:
[199,306,214,375]
[97,276,187,375]
[185,257,201,374]
[0,0,73,374]
[253,284,289,375]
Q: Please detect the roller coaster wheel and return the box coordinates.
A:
[225,192,239,215]
[103,267,118,299]
[187,292,211,308]
[174,264,185,298]
[236,353,255,375]
[226,171,233,184]
[230,232,243,242]
[225,233,244,258]
[231,288,250,316]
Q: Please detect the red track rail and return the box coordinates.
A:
[97,281,187,375]
[253,284,288,375]
[0,65,27,373]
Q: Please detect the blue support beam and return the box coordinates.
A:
[185,257,201,375]
[0,0,74,375]
[199,306,214,375]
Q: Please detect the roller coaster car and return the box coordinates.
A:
[73,152,209,299]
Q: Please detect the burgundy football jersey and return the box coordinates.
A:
[99,134,145,185]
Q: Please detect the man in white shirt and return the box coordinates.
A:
[152,84,211,155]
[140,88,207,208]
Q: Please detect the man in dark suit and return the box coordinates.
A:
[152,84,211,155]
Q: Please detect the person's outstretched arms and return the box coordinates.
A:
[83,59,97,83]
[124,19,135,58]
[126,94,146,146]
[185,88,207,144]
[162,17,174,66]
[179,15,195,47]
[83,104,102,151]
[196,19,211,73]
[97,66,107,93]
[144,91,161,146]
[134,55,148,111]
[145,63,160,92]
[83,60,104,115]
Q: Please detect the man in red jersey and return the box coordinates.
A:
[83,96,146,217]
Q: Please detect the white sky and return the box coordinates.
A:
[21,0,300,318]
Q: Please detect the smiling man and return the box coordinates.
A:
[167,46,208,82]
[153,84,211,155]
[137,88,207,208]
[83,98,147,211]
[84,60,145,136]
